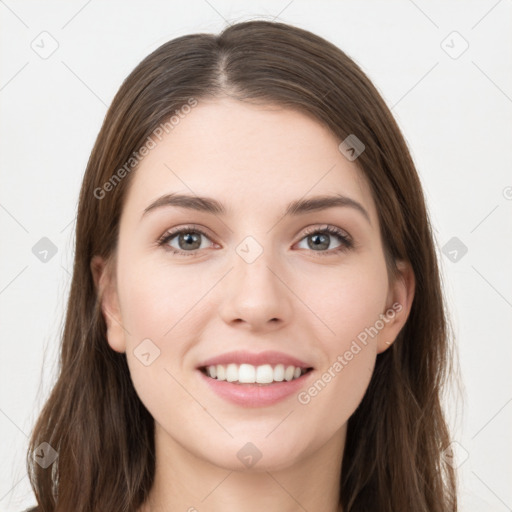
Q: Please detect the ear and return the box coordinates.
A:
[91,255,127,353]
[377,259,416,354]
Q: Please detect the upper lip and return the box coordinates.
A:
[197,350,314,369]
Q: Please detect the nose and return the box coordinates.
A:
[218,241,293,332]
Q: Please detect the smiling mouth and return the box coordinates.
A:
[198,365,314,385]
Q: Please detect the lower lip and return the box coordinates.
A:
[197,369,314,408]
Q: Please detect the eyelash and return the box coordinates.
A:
[157,224,354,258]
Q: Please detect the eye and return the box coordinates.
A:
[157,224,354,257]
[157,225,216,257]
[295,225,353,256]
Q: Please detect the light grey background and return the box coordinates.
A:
[1,1,511,511]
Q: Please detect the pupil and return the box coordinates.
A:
[180,233,200,250]
[309,233,328,250]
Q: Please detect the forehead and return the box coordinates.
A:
[123,97,377,224]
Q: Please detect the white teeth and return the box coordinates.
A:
[239,363,256,383]
[203,363,308,384]
[273,364,285,381]
[256,364,274,384]
[226,363,238,382]
[216,364,226,380]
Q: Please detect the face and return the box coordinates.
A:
[93,97,414,472]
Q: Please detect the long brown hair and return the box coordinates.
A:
[25,19,457,511]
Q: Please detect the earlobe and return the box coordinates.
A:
[90,255,127,353]
[377,260,416,353]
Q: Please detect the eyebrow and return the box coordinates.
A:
[142,192,371,225]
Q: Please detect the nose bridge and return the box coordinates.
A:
[218,232,292,327]
[232,233,280,293]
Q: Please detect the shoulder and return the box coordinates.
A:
[22,507,39,512]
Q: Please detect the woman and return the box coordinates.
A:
[25,19,457,511]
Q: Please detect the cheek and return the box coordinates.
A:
[298,342,376,439]
[302,258,389,346]
[297,281,383,433]
[115,255,204,405]
[293,261,386,426]
[117,258,203,425]
[118,255,207,339]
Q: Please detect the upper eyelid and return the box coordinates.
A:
[302,224,350,237]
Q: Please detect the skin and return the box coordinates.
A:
[92,97,415,512]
